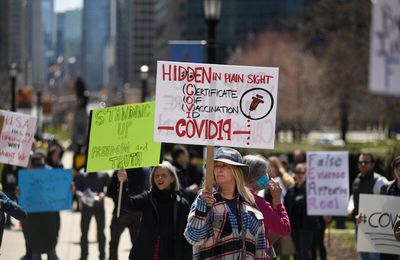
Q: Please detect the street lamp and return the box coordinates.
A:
[203,0,222,63]
[140,65,149,102]
[202,0,222,191]
[9,63,18,112]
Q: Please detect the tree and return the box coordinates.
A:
[299,0,381,142]
[227,31,324,141]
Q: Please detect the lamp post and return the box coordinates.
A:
[9,63,18,112]
[203,0,222,64]
[36,84,43,134]
[202,0,222,191]
[140,65,149,102]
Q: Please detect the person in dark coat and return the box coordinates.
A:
[20,151,61,260]
[1,164,19,228]
[118,161,192,260]
[0,191,27,249]
[75,169,110,260]
[379,156,400,260]
[106,167,150,260]
[285,163,319,260]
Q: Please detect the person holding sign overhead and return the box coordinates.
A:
[184,147,267,259]
[118,161,192,260]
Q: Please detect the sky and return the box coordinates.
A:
[54,0,82,12]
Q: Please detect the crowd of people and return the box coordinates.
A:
[1,138,400,260]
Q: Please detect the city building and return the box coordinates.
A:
[81,0,110,91]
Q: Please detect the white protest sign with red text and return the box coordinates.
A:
[306,151,349,216]
[0,110,37,167]
[154,61,279,149]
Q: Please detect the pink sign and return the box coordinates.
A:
[0,110,37,167]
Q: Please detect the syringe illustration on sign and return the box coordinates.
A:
[238,88,274,145]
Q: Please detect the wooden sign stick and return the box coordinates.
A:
[0,115,4,135]
[205,146,214,192]
[117,180,123,218]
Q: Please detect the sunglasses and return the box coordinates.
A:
[295,171,306,175]
[358,161,371,165]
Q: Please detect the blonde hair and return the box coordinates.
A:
[269,156,295,189]
[214,164,255,205]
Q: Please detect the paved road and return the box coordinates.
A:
[1,151,132,260]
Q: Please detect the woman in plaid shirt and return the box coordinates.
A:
[184,147,267,259]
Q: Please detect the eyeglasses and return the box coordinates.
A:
[358,161,371,165]
[295,171,306,175]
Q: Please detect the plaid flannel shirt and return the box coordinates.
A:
[184,194,267,259]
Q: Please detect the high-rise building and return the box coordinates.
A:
[26,0,46,86]
[114,0,316,95]
[55,12,65,58]
[116,0,157,89]
[64,9,82,77]
[0,0,46,108]
[81,0,110,91]
[42,0,56,66]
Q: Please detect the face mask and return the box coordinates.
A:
[257,174,269,190]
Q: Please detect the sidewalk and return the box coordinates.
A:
[2,198,131,260]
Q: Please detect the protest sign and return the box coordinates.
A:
[154,61,279,149]
[357,194,400,255]
[306,151,349,216]
[0,110,37,167]
[369,0,400,96]
[86,102,161,172]
[18,168,73,213]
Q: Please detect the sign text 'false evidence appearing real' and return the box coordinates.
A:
[154,61,279,149]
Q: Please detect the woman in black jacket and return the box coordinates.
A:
[118,161,192,260]
[284,163,319,260]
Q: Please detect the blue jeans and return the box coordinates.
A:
[359,251,380,260]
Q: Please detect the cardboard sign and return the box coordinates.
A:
[154,61,279,149]
[18,169,73,213]
[86,102,161,172]
[357,194,400,255]
[0,110,37,167]
[306,151,349,216]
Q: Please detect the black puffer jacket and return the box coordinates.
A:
[284,183,319,230]
[121,189,192,259]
